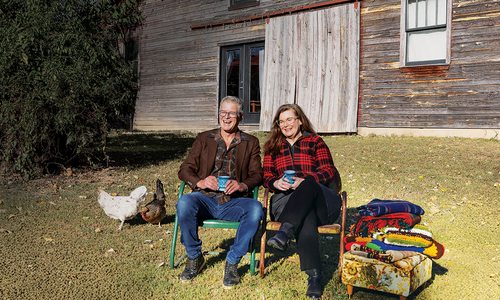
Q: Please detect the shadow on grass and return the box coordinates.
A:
[105,132,196,169]
[167,205,362,280]
[261,207,359,285]
[124,213,176,228]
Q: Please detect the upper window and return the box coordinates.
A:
[229,0,259,11]
[401,0,451,66]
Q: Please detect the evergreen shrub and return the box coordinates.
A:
[0,0,142,178]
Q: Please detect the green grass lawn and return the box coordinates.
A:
[1,133,499,299]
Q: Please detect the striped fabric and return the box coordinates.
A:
[366,239,445,259]
[383,224,433,239]
[384,232,433,248]
[357,199,425,217]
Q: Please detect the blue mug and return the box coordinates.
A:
[218,176,230,191]
[283,170,296,184]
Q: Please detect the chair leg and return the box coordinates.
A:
[259,230,267,277]
[169,215,179,268]
[347,284,353,298]
[338,191,347,280]
[249,240,256,275]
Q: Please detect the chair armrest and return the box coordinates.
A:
[178,181,186,199]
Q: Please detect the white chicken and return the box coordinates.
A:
[98,186,148,231]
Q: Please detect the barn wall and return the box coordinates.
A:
[134,0,349,131]
[358,0,500,129]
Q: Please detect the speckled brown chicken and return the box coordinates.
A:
[140,179,167,227]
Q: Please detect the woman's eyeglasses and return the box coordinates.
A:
[219,111,238,118]
[276,117,299,126]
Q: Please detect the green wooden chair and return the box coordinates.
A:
[169,181,260,275]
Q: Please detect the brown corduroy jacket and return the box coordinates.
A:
[178,128,263,196]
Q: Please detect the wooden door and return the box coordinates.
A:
[260,3,360,132]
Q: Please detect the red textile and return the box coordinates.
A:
[350,212,421,237]
[263,133,336,191]
[345,241,367,251]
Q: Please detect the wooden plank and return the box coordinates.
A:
[359,0,500,129]
[260,3,360,132]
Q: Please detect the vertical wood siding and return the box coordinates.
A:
[359,0,500,129]
[134,0,349,131]
[260,3,360,132]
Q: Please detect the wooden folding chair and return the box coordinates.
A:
[258,180,347,278]
[169,181,260,275]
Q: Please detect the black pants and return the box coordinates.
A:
[276,177,341,271]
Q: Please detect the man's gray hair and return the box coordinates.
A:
[220,96,243,118]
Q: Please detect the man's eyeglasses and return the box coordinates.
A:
[219,111,238,118]
[277,117,299,126]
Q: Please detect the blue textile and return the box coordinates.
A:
[176,192,263,264]
[357,199,425,217]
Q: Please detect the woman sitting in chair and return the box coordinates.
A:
[263,103,341,299]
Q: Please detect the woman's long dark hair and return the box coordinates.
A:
[263,104,316,155]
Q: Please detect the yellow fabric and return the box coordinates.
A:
[342,251,432,297]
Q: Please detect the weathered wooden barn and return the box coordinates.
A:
[133,0,500,138]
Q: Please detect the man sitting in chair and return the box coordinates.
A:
[177,96,263,288]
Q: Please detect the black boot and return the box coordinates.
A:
[223,261,240,288]
[305,269,323,299]
[179,255,205,282]
[267,222,294,252]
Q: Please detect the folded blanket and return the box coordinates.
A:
[344,234,373,244]
[386,250,422,262]
[367,239,424,253]
[367,239,445,259]
[376,224,433,248]
[345,241,368,251]
[350,212,422,237]
[358,199,425,217]
[350,244,420,263]
[383,232,433,248]
[383,224,433,239]
[423,240,445,259]
[350,244,393,263]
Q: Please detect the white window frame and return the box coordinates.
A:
[400,0,452,67]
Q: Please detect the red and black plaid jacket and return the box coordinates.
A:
[263,132,336,192]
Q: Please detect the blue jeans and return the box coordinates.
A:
[176,192,263,265]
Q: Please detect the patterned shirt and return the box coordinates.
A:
[211,131,240,179]
[263,132,336,192]
[201,131,240,204]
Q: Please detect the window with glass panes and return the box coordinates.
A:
[402,0,450,66]
[220,42,264,124]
